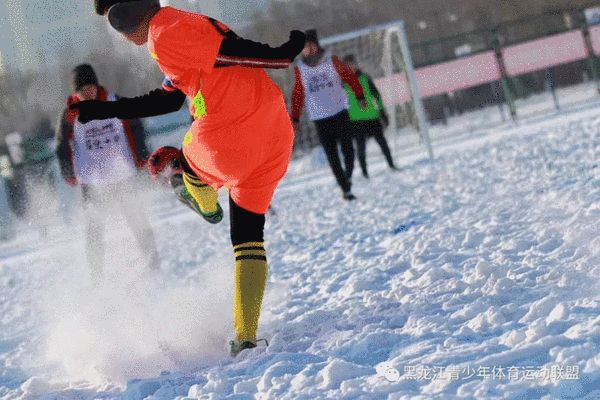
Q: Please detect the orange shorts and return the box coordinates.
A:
[182,95,294,214]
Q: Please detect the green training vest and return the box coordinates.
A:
[345,74,380,121]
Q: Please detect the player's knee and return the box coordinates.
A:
[229,197,265,247]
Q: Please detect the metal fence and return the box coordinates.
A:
[409,7,600,124]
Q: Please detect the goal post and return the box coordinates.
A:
[320,20,434,160]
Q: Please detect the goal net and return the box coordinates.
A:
[272,21,434,161]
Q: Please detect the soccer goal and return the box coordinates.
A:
[320,20,434,160]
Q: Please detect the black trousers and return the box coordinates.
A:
[314,110,355,193]
[352,119,395,176]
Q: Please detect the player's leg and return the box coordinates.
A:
[82,186,105,283]
[353,122,369,178]
[337,111,355,181]
[225,96,292,355]
[228,195,268,356]
[181,160,221,219]
[315,116,352,194]
[118,181,160,270]
[371,120,396,169]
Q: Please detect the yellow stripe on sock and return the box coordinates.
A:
[234,248,266,256]
[233,242,264,251]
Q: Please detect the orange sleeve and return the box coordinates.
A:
[291,67,304,122]
[333,56,365,99]
[154,17,223,76]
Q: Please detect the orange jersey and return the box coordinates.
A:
[148,7,284,127]
[147,7,293,214]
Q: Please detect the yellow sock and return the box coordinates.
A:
[182,171,219,214]
[233,242,268,342]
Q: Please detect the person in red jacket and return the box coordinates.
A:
[72,0,305,356]
[291,29,367,200]
[55,64,160,281]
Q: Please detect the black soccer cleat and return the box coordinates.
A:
[229,338,269,357]
[343,191,357,201]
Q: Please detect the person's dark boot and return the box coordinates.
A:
[343,191,357,201]
[229,338,269,357]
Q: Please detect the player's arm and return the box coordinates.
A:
[366,74,384,107]
[291,67,305,125]
[69,88,186,123]
[216,28,306,69]
[121,107,150,166]
[55,109,77,186]
[365,73,389,124]
[206,17,305,69]
[332,56,365,100]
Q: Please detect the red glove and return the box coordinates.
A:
[65,176,78,187]
[147,146,183,184]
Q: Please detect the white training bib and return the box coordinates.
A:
[298,52,349,121]
[72,95,137,186]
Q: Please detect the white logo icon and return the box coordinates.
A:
[376,362,401,382]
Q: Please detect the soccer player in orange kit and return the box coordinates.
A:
[71,0,306,356]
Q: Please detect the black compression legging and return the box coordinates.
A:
[229,197,265,246]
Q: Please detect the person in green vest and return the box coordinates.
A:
[343,54,398,179]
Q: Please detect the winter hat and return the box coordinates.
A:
[343,54,356,64]
[305,29,320,47]
[106,0,160,33]
[96,0,124,15]
[72,64,98,91]
[95,0,160,34]
[95,0,157,15]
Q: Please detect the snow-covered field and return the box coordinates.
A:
[0,103,599,399]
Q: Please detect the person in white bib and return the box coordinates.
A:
[55,64,160,281]
[291,29,368,201]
